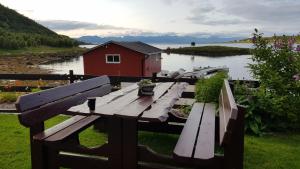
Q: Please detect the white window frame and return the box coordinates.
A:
[105,54,121,64]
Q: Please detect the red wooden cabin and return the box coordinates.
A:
[83,41,162,77]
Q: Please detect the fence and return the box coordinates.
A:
[0,70,201,92]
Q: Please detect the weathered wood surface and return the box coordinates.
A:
[68,83,138,114]
[194,103,215,159]
[219,80,238,145]
[173,103,204,159]
[19,84,111,127]
[115,82,174,118]
[16,76,111,127]
[16,76,110,112]
[140,83,188,122]
[45,115,100,142]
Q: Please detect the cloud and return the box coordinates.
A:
[38,20,126,31]
[187,1,245,26]
[187,0,300,35]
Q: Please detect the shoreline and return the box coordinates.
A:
[0,48,86,74]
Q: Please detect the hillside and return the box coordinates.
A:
[0,3,78,49]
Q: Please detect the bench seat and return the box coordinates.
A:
[173,102,215,160]
[33,115,100,143]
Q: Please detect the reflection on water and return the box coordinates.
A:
[40,43,254,80]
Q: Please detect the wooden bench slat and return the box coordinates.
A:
[16,76,110,112]
[45,115,100,142]
[33,115,86,140]
[115,82,174,118]
[173,103,204,159]
[68,84,138,114]
[219,80,238,145]
[140,83,187,122]
[19,84,111,127]
[219,90,226,145]
[194,103,215,159]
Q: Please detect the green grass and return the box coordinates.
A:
[0,114,299,169]
[0,92,22,103]
[0,46,86,56]
[166,46,251,56]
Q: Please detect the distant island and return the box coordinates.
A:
[166,46,251,57]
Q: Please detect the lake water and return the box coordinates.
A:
[40,43,254,80]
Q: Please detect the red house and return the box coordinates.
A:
[83,41,162,77]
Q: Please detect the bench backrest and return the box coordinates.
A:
[219,79,238,145]
[16,76,111,127]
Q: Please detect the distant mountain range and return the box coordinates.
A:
[77,35,245,44]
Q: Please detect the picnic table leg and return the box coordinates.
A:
[122,118,138,169]
[108,116,123,169]
[30,124,46,169]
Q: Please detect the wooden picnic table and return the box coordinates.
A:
[68,82,188,169]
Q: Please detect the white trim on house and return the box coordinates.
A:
[105,54,121,64]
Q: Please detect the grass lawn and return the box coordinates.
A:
[0,114,299,169]
[0,46,86,56]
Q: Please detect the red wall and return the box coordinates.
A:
[83,43,161,77]
[84,43,143,76]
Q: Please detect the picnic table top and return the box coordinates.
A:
[68,82,188,122]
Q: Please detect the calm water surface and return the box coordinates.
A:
[40,43,254,80]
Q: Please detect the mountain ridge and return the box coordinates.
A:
[77,35,245,44]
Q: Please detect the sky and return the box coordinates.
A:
[0,0,299,38]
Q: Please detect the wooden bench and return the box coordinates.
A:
[173,79,245,169]
[15,76,111,169]
[135,80,244,169]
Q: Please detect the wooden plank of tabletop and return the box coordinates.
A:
[94,83,172,116]
[68,83,139,114]
[140,83,188,122]
[115,82,174,118]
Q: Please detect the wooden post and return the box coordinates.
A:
[108,116,123,169]
[122,118,138,169]
[152,72,157,82]
[224,105,245,169]
[30,124,45,169]
[69,70,74,84]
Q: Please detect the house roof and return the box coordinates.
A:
[83,41,162,55]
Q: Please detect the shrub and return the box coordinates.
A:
[0,92,18,103]
[249,29,300,130]
[234,82,266,135]
[195,72,228,103]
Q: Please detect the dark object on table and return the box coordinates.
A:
[88,97,96,111]
[138,79,156,96]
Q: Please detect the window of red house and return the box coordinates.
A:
[106,54,121,64]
